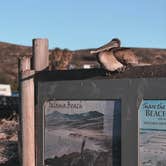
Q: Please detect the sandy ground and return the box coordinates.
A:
[45,128,110,158]
[140,130,166,166]
[0,119,19,166]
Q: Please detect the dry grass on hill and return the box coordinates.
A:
[0,41,166,91]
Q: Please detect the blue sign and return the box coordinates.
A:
[139,100,166,130]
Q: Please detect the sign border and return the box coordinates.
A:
[35,70,166,166]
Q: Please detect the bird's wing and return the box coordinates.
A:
[98,51,124,72]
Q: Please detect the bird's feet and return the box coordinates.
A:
[105,66,126,77]
[105,71,112,77]
[117,66,126,73]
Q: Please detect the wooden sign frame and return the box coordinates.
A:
[35,72,166,166]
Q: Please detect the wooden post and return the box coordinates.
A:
[32,38,49,71]
[20,57,31,72]
[32,38,49,166]
[18,56,31,165]
[20,56,35,166]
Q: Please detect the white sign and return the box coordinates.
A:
[0,84,11,96]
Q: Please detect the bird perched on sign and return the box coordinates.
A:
[90,38,139,73]
[90,38,125,72]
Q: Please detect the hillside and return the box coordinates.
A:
[46,111,104,130]
[0,42,31,90]
[0,41,166,90]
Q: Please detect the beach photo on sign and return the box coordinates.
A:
[44,100,121,166]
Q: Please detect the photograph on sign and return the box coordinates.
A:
[44,100,121,166]
[139,100,166,166]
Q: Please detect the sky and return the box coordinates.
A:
[0,0,166,50]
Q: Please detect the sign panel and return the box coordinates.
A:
[139,100,166,166]
[44,100,121,166]
[139,100,166,130]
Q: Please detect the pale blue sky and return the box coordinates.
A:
[0,0,166,50]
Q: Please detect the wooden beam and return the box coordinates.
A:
[32,38,49,71]
[32,38,49,166]
[20,56,35,166]
[20,57,31,72]
[18,56,31,165]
